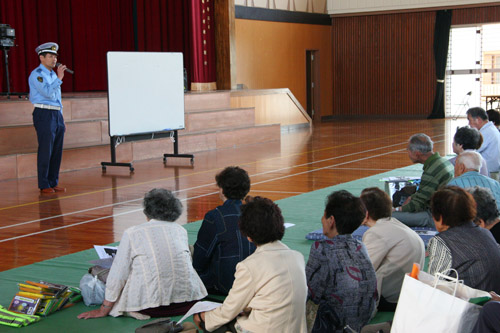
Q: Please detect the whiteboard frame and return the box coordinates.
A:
[107,52,185,137]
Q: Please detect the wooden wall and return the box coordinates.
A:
[330,11,436,118]
[329,4,500,119]
[328,0,498,15]
[452,4,500,24]
[235,19,332,121]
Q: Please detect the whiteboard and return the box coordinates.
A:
[107,52,185,136]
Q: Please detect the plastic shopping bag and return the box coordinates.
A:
[79,273,106,306]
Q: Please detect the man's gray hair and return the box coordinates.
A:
[408,133,433,153]
[457,151,482,171]
[467,186,499,225]
[466,107,488,121]
[143,188,183,222]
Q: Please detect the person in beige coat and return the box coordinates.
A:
[194,197,308,333]
[360,187,425,311]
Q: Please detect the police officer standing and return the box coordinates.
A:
[29,42,67,193]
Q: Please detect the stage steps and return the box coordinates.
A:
[0,91,280,181]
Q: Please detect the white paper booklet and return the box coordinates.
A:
[177,301,222,324]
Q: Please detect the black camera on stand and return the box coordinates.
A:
[0,24,18,98]
[0,24,16,48]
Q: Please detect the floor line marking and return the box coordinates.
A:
[0,130,444,211]
[0,142,433,243]
[0,136,446,231]
[0,139,415,229]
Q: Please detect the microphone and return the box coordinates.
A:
[56,62,74,74]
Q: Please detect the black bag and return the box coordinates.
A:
[135,318,184,333]
[88,265,110,284]
[392,185,417,208]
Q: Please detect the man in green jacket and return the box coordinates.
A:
[393,133,454,228]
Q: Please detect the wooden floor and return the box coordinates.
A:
[0,118,468,272]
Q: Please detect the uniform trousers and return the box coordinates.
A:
[33,107,65,189]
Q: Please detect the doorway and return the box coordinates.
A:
[306,50,320,120]
[445,24,500,117]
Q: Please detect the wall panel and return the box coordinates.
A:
[331,11,436,118]
[235,19,332,121]
[329,4,500,118]
[452,4,500,24]
[328,0,498,15]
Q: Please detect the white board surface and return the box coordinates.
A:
[107,52,185,136]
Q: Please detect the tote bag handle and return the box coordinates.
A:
[433,269,463,297]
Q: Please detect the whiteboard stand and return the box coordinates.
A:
[102,51,191,173]
[101,136,134,172]
[163,130,194,164]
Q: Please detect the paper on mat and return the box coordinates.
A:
[178,301,222,324]
[414,230,438,236]
[89,257,114,269]
[380,176,420,182]
[284,223,295,228]
[94,245,118,259]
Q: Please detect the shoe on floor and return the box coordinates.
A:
[40,188,55,194]
[52,186,66,192]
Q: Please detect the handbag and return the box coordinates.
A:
[391,269,491,333]
[88,265,110,283]
[135,318,197,333]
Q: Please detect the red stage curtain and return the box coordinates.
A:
[0,0,194,93]
[136,0,192,88]
[70,0,135,91]
[189,0,216,91]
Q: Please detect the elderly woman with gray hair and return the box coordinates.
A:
[78,188,207,320]
[468,186,500,244]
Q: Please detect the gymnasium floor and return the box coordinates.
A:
[0,118,467,272]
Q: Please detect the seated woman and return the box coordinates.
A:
[428,186,500,292]
[487,108,500,131]
[193,166,255,295]
[448,126,488,176]
[360,187,425,311]
[467,186,500,244]
[194,197,307,333]
[307,190,377,332]
[78,188,207,320]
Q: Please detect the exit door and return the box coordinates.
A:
[306,50,319,120]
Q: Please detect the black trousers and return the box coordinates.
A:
[472,301,500,333]
[202,318,237,333]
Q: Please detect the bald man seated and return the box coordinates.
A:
[448,151,500,211]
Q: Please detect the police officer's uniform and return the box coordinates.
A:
[28,42,65,191]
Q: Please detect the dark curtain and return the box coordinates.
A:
[70,0,135,91]
[428,10,452,119]
[190,0,216,89]
[136,0,192,89]
[0,0,192,93]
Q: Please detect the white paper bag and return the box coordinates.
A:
[391,271,490,333]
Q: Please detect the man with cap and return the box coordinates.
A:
[29,42,67,193]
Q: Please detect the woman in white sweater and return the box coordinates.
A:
[78,188,207,320]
